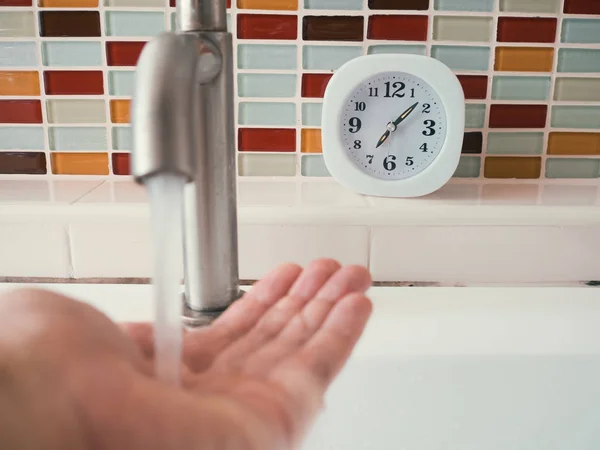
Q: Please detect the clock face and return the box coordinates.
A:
[340,72,448,181]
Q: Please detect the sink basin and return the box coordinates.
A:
[0,283,598,449]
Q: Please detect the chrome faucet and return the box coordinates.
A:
[131,0,241,326]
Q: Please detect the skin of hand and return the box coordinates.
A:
[0,259,372,450]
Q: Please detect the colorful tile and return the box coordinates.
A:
[487,132,544,155]
[0,0,32,5]
[238,44,297,70]
[433,16,492,42]
[302,73,332,98]
[49,127,107,151]
[500,0,561,13]
[302,102,322,127]
[552,106,600,130]
[0,152,46,175]
[497,18,557,44]
[105,12,165,37]
[238,0,298,9]
[106,0,163,5]
[465,104,486,128]
[238,128,296,152]
[301,154,330,176]
[0,127,44,150]
[0,100,42,123]
[492,76,551,101]
[432,46,490,71]
[301,128,322,153]
[457,75,488,100]
[453,156,481,178]
[46,99,106,123]
[546,159,600,179]
[303,45,362,70]
[238,153,296,176]
[51,152,109,175]
[112,126,132,150]
[110,99,131,123]
[238,14,298,40]
[0,43,37,67]
[368,45,427,55]
[44,71,104,95]
[0,12,35,38]
[40,11,101,37]
[238,102,296,126]
[554,78,600,102]
[489,105,548,129]
[562,19,600,44]
[564,0,600,15]
[305,0,362,8]
[495,47,554,72]
[547,132,600,156]
[0,71,40,96]
[108,71,135,96]
[435,0,493,12]
[484,157,542,179]
[557,49,600,73]
[106,42,146,66]
[461,132,483,154]
[303,16,363,41]
[238,74,297,98]
[40,0,98,6]
[368,15,428,41]
[42,42,103,67]
[112,153,130,175]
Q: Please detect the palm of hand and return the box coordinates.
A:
[5,260,371,450]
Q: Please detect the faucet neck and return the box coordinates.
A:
[178,0,227,33]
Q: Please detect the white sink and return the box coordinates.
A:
[1,283,599,449]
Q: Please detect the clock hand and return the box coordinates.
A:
[375,129,390,149]
[392,101,419,127]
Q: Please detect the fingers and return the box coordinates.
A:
[241,265,371,376]
[182,262,302,372]
[209,259,341,373]
[273,293,372,396]
[120,323,155,358]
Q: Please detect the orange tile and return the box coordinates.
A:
[110,99,130,123]
[39,0,97,6]
[51,152,109,175]
[548,132,600,156]
[0,71,40,96]
[301,129,322,153]
[237,0,297,10]
[484,156,542,179]
[495,47,554,72]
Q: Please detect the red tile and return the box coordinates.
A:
[0,100,43,124]
[368,15,428,41]
[489,105,548,129]
[237,14,297,40]
[238,128,296,152]
[112,153,131,175]
[0,0,32,5]
[497,17,557,43]
[457,75,488,100]
[564,0,600,14]
[302,73,333,98]
[0,152,46,175]
[303,16,364,41]
[44,71,104,95]
[40,11,101,37]
[106,42,146,66]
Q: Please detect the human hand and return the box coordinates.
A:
[0,259,372,450]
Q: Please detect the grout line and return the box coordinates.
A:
[64,223,75,278]
[98,0,114,178]
[295,0,303,180]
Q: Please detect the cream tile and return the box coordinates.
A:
[370,226,600,283]
[47,99,107,124]
[0,12,35,38]
[238,180,297,207]
[238,224,369,280]
[482,184,539,205]
[433,16,493,42]
[542,185,599,206]
[0,180,51,203]
[300,182,369,207]
[76,180,148,203]
[53,180,105,203]
[70,219,154,278]
[0,222,70,277]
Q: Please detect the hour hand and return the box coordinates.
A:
[393,101,419,127]
[375,129,390,149]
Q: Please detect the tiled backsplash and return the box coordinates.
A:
[0,0,599,180]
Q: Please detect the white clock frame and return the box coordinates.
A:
[322,54,465,198]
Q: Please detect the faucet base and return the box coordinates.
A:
[181,290,245,328]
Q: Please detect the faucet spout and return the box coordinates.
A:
[132,4,241,326]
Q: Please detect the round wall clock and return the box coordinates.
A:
[322,54,465,198]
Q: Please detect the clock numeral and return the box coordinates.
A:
[405,156,414,166]
[366,154,374,164]
[423,120,436,136]
[354,140,362,149]
[384,81,405,98]
[422,103,431,114]
[410,88,416,99]
[383,155,397,172]
[420,143,429,152]
[354,102,366,112]
[348,117,362,134]
[369,87,379,97]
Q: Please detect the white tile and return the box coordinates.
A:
[0,222,70,277]
[370,226,600,283]
[238,180,297,207]
[0,180,51,203]
[238,224,369,279]
[300,182,369,207]
[70,219,153,278]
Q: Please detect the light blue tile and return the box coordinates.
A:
[435,0,494,11]
[368,45,427,56]
[432,45,490,71]
[42,42,103,67]
[238,44,297,70]
[49,127,107,151]
[453,156,481,178]
[0,42,37,67]
[558,49,600,73]
[109,71,135,96]
[305,0,363,9]
[465,104,486,128]
[302,103,323,127]
[238,74,297,98]
[492,76,551,101]
[487,132,544,155]
[562,19,600,44]
[0,127,44,150]
[105,12,165,37]
[303,45,362,70]
[546,158,600,179]
[238,102,296,126]
[301,155,331,177]
[112,126,132,150]
[551,106,600,129]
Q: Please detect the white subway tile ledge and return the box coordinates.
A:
[0,178,599,283]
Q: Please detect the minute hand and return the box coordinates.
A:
[393,101,419,127]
